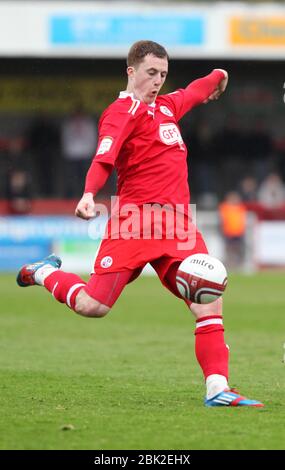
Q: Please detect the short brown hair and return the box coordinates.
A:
[127,40,169,67]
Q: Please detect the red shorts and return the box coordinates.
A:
[84,232,208,307]
[94,206,206,274]
[95,232,207,275]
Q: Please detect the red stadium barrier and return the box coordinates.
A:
[244,202,285,220]
[0,199,111,215]
[0,199,76,215]
[1,199,285,219]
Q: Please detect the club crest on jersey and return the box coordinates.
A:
[159,123,184,147]
[160,105,173,117]
[100,256,113,268]
[96,136,113,155]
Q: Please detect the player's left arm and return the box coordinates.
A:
[164,69,228,120]
[202,69,228,103]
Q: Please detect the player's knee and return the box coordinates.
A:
[75,290,110,318]
[189,297,223,319]
[83,303,110,318]
[76,301,110,318]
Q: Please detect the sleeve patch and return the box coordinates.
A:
[96,136,113,155]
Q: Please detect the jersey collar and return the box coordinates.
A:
[119,91,155,107]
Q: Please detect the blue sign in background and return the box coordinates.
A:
[50,13,205,46]
[0,216,106,242]
[0,241,51,271]
[0,216,107,271]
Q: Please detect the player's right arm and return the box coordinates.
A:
[75,101,136,220]
[75,163,112,220]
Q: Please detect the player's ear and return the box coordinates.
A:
[127,66,135,78]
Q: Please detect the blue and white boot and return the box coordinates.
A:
[16,254,62,287]
[205,388,264,407]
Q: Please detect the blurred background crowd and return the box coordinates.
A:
[0,0,285,272]
[2,88,284,212]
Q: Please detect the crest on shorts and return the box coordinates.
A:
[100,256,113,268]
[160,106,173,117]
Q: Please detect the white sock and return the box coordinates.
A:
[34,265,58,286]
[206,374,229,399]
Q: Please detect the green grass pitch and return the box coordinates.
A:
[0,272,284,450]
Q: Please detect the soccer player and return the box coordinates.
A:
[17,40,263,407]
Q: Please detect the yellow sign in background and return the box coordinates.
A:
[0,77,126,114]
[230,17,285,46]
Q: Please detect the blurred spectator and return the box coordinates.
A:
[28,114,60,197]
[257,172,285,208]
[6,136,28,172]
[61,104,97,198]
[219,191,247,271]
[198,192,218,210]
[244,119,273,181]
[216,115,245,159]
[192,121,217,195]
[214,115,246,193]
[238,176,258,202]
[6,169,32,214]
[181,119,218,197]
[273,136,285,183]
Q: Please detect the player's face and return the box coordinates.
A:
[127,54,168,104]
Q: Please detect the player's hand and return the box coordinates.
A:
[75,192,96,220]
[203,69,228,103]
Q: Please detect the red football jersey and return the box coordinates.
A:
[91,70,225,210]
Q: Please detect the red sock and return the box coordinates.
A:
[44,271,86,310]
[195,315,229,380]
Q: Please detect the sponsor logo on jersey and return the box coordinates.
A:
[159,123,184,147]
[100,256,113,268]
[160,105,173,117]
[96,136,113,155]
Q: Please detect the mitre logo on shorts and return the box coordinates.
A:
[159,123,184,146]
[159,105,173,117]
[96,136,113,155]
